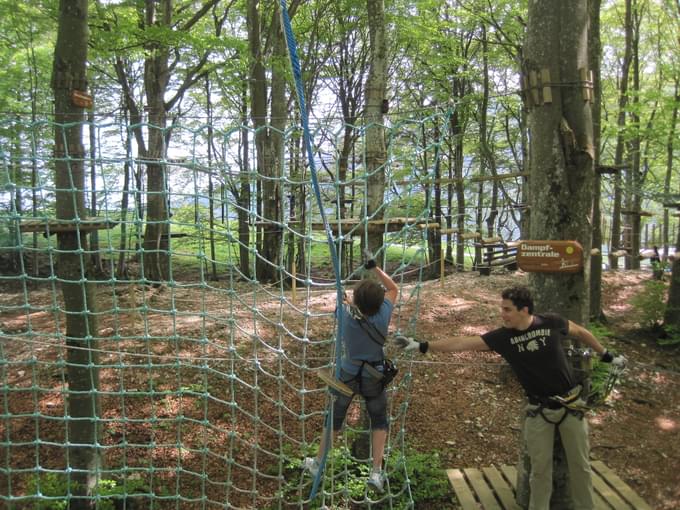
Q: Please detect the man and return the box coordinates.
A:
[305,260,398,493]
[395,285,625,510]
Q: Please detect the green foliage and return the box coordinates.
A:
[25,474,148,510]
[630,280,667,329]
[586,322,616,405]
[25,473,72,510]
[94,477,149,509]
[657,325,680,347]
[587,322,615,343]
[277,446,449,509]
[389,450,450,506]
[587,359,613,405]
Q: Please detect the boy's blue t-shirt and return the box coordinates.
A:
[340,299,394,375]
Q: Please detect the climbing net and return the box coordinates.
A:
[0,106,472,508]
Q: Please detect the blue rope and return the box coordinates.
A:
[278,0,345,501]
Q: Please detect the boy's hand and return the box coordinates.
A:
[363,248,376,270]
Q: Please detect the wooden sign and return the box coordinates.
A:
[517,240,584,273]
[71,90,93,109]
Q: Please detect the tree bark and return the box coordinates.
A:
[665,257,680,329]
[364,0,388,256]
[51,1,100,506]
[140,0,172,284]
[589,0,605,320]
[626,3,642,270]
[10,131,22,273]
[662,79,679,259]
[608,0,633,270]
[239,79,251,278]
[247,0,287,283]
[88,109,102,274]
[520,1,595,507]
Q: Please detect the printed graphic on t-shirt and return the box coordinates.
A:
[509,328,551,353]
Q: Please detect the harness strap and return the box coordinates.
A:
[349,305,387,347]
[349,359,384,380]
[527,385,586,424]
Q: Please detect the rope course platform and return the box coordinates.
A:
[447,461,652,510]
[17,217,119,233]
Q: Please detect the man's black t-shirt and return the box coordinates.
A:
[481,313,575,398]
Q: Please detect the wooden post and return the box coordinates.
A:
[291,245,297,305]
[440,248,445,287]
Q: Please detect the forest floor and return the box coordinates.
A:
[1,266,678,509]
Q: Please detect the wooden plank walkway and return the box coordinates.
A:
[447,462,652,509]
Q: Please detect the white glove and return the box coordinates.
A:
[612,354,627,368]
[394,335,420,352]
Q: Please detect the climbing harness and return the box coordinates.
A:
[347,305,398,391]
[527,385,586,425]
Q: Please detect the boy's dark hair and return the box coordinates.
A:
[502,285,534,314]
[353,279,385,316]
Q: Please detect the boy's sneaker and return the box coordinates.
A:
[367,470,386,493]
[303,457,319,477]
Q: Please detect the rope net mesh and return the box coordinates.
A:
[0,114,460,508]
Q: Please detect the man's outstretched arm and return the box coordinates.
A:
[568,321,626,366]
[395,334,489,353]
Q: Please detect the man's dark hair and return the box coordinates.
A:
[353,279,385,316]
[502,285,534,314]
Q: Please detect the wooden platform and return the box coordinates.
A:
[447,461,651,509]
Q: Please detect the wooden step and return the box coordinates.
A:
[447,462,651,509]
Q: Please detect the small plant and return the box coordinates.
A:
[651,259,668,280]
[587,322,615,342]
[630,279,667,329]
[94,477,149,509]
[25,472,72,510]
[585,323,619,405]
[587,359,614,406]
[275,446,449,509]
[25,473,148,510]
[658,325,680,347]
[389,449,450,507]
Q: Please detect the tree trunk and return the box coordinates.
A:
[247,0,286,283]
[10,131,22,273]
[665,257,680,330]
[520,1,594,507]
[259,10,286,283]
[239,80,251,278]
[589,0,605,320]
[117,156,130,279]
[608,0,633,270]
[451,109,466,270]
[626,4,642,270]
[141,0,172,284]
[205,77,218,281]
[88,109,102,274]
[430,120,443,280]
[364,0,388,256]
[479,25,499,239]
[663,79,679,259]
[51,1,100,507]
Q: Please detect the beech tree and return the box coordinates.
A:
[51,0,100,505]
[364,0,388,256]
[98,0,229,283]
[518,0,594,505]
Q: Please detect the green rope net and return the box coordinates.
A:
[0,114,459,508]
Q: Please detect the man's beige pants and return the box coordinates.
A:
[524,404,594,510]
